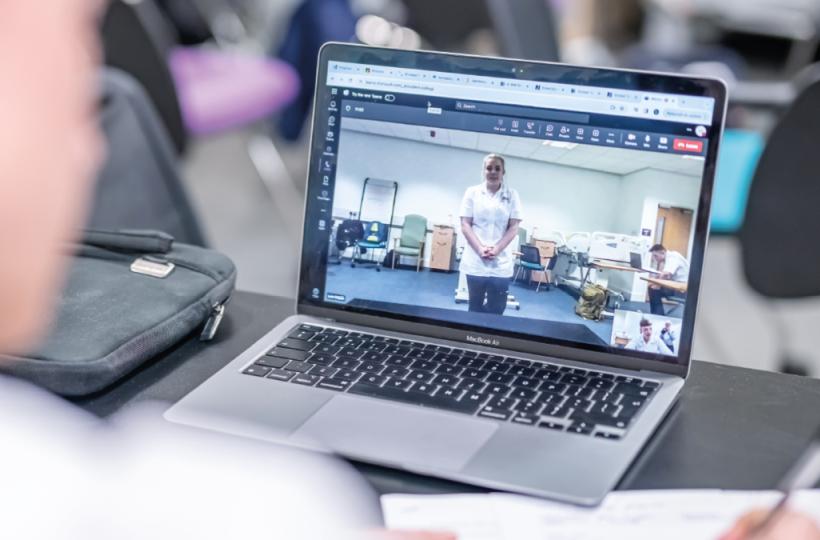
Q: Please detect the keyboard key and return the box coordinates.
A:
[385,379,414,391]
[642,381,660,390]
[486,372,514,384]
[432,374,458,387]
[459,378,487,392]
[410,359,438,371]
[594,432,622,440]
[462,368,490,380]
[307,353,334,366]
[311,365,339,378]
[383,366,410,378]
[317,378,351,391]
[569,386,596,400]
[438,386,464,400]
[510,388,538,401]
[288,329,315,341]
[408,370,435,383]
[283,360,311,373]
[309,334,338,344]
[538,421,565,431]
[614,382,649,397]
[478,406,512,421]
[512,412,538,425]
[538,381,567,394]
[533,369,562,382]
[348,383,481,414]
[266,369,294,382]
[413,383,440,396]
[587,378,615,392]
[457,357,486,369]
[335,370,362,382]
[561,374,588,386]
[568,422,595,435]
[313,344,341,356]
[509,366,535,378]
[299,324,324,332]
[486,396,516,410]
[267,347,309,361]
[360,374,388,386]
[385,356,413,367]
[276,339,314,351]
[359,362,385,374]
[435,364,463,376]
[360,351,389,362]
[512,400,544,414]
[542,404,571,419]
[484,361,509,373]
[565,397,594,411]
[337,348,364,360]
[332,358,361,371]
[292,374,320,386]
[243,365,270,377]
[462,391,490,406]
[512,376,538,389]
[255,356,288,369]
[486,383,512,396]
[537,391,566,405]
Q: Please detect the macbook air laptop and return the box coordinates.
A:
[165,43,726,505]
[629,252,661,274]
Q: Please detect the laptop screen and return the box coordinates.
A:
[299,44,725,367]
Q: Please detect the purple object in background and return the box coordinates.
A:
[169,47,300,135]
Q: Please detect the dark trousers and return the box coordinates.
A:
[648,286,685,315]
[466,275,509,315]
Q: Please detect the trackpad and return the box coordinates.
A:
[291,396,497,472]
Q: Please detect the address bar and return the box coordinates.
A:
[326,73,713,124]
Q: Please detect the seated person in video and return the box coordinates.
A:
[647,243,689,315]
[627,318,673,355]
[459,153,522,315]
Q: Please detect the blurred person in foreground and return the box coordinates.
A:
[0,3,451,540]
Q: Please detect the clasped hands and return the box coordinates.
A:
[480,245,500,259]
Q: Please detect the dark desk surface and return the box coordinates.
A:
[74,291,820,495]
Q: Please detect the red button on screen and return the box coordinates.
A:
[673,139,703,152]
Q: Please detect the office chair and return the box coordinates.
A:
[739,77,820,373]
[88,69,207,246]
[515,244,549,292]
[392,215,428,271]
[334,219,365,262]
[353,222,389,271]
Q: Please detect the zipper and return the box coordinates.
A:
[200,301,227,341]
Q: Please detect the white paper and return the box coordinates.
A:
[382,490,820,540]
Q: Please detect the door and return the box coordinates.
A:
[655,206,693,255]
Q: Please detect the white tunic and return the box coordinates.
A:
[459,183,522,278]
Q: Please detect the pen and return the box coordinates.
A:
[747,431,820,537]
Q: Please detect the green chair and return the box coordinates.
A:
[513,227,528,282]
[393,214,428,271]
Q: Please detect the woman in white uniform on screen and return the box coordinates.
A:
[459,154,523,315]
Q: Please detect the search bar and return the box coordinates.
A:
[455,101,590,124]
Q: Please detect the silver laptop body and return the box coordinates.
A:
[166,44,726,505]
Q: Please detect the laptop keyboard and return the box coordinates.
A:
[241,324,661,440]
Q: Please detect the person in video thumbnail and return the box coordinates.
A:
[647,243,689,315]
[627,318,673,355]
[459,154,522,315]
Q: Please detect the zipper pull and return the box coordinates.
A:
[200,303,226,341]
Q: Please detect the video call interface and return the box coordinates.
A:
[304,60,715,362]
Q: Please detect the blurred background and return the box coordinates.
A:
[94,0,820,376]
